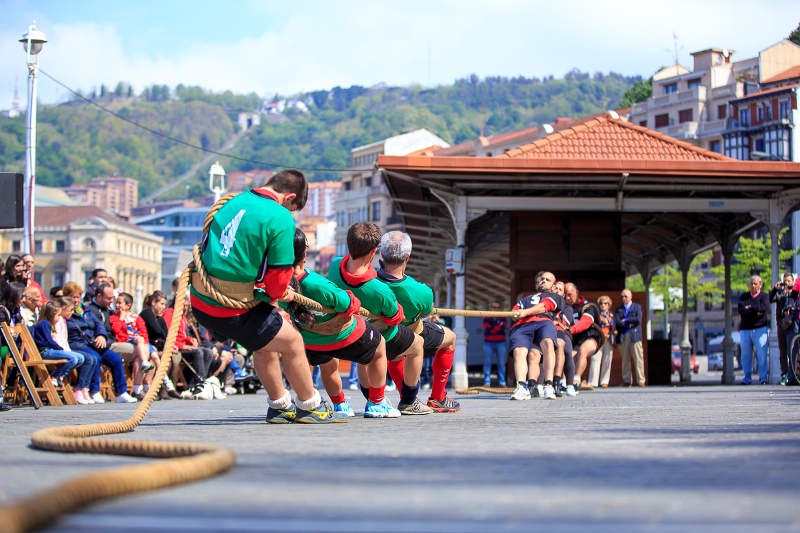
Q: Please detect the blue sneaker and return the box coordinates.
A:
[333,400,355,417]
[364,398,401,418]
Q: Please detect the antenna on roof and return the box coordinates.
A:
[663,32,684,65]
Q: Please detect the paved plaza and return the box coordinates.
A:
[2,384,800,532]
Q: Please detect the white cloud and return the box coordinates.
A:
[1,0,799,108]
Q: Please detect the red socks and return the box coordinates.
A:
[368,386,385,404]
[330,391,346,404]
[432,349,454,402]
[387,358,406,391]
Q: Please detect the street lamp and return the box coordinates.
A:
[208,161,226,202]
[19,21,47,255]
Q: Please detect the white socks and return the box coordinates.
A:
[267,389,293,410]
[295,390,322,411]
[133,385,142,394]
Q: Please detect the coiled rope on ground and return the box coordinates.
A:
[0,193,517,533]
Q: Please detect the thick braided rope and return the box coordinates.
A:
[455,386,516,395]
[0,268,237,533]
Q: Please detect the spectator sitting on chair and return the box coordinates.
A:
[163,292,214,399]
[0,255,25,293]
[0,282,26,412]
[139,290,180,399]
[62,281,137,404]
[50,285,63,299]
[738,274,770,385]
[110,292,161,401]
[83,268,107,304]
[19,287,43,327]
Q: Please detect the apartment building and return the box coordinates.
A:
[334,129,450,257]
[303,181,340,221]
[64,176,139,218]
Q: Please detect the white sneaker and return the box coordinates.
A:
[386,382,397,392]
[511,384,531,401]
[140,360,154,373]
[535,384,544,398]
[115,392,138,403]
[163,377,176,391]
[565,384,578,397]
[348,383,359,391]
[223,385,237,395]
[91,392,105,404]
[542,385,556,400]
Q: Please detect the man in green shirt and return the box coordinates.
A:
[284,229,400,418]
[377,231,461,413]
[191,169,340,424]
[328,222,432,415]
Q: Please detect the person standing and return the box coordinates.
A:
[738,275,770,385]
[615,289,644,387]
[769,273,794,385]
[590,295,615,388]
[482,301,507,387]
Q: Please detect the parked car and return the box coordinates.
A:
[671,348,699,374]
[707,352,740,371]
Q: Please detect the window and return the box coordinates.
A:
[655,114,670,128]
[55,240,65,253]
[739,108,750,127]
[33,272,42,286]
[678,109,693,123]
[710,140,721,153]
[757,105,764,122]
[343,182,351,191]
[724,134,750,161]
[52,270,66,288]
[663,83,677,94]
[764,127,791,160]
[718,105,727,120]
[687,78,701,89]
[755,138,765,152]
[34,240,42,253]
[371,201,381,222]
[766,103,772,120]
[779,100,790,120]
[486,152,493,157]
[639,120,647,127]
[364,177,372,187]
[12,240,20,252]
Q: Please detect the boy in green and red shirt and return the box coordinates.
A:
[191,169,341,424]
[328,222,432,415]
[283,229,400,418]
[376,231,461,413]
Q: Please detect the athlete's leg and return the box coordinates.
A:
[540,338,556,383]
[526,348,541,381]
[400,334,424,389]
[573,338,599,386]
[430,326,456,402]
[319,358,345,401]
[554,338,566,384]
[512,346,529,384]
[365,336,388,389]
[256,319,316,403]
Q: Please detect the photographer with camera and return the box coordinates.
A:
[770,273,795,385]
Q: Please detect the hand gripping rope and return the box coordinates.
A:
[0,194,520,532]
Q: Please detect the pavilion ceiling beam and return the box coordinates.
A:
[416,172,800,187]
[384,170,456,194]
[468,196,770,213]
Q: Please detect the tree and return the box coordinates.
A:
[619,78,652,108]
[711,228,796,292]
[789,22,800,46]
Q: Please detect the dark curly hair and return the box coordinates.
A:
[287,229,316,327]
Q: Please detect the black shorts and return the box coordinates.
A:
[573,331,601,350]
[420,321,446,357]
[305,322,381,367]
[509,320,557,356]
[386,324,416,361]
[193,302,283,353]
[557,329,566,342]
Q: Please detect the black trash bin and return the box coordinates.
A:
[647,339,672,385]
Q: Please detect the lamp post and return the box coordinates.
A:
[208,161,226,202]
[19,21,47,255]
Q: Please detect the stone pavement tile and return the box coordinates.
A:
[1,386,799,532]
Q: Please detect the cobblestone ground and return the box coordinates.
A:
[1,385,799,532]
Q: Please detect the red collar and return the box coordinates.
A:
[339,255,376,285]
[576,296,587,306]
[297,269,309,283]
[251,188,280,202]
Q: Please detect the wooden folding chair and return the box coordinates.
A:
[16,325,78,406]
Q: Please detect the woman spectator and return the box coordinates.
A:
[186,302,229,383]
[140,290,179,398]
[61,282,137,404]
[770,272,794,385]
[33,301,96,404]
[110,292,161,401]
[163,292,213,398]
[0,255,26,293]
[594,295,615,388]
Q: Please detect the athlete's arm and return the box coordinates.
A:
[254,220,295,301]
[570,314,594,335]
[515,298,556,319]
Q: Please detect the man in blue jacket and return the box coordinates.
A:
[64,286,137,403]
[614,289,644,387]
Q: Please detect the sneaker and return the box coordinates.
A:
[333,400,356,417]
[90,392,105,404]
[542,385,556,400]
[114,392,138,403]
[529,383,543,398]
[422,382,431,390]
[427,395,461,413]
[224,385,237,395]
[74,388,90,405]
[554,384,563,398]
[511,384,532,401]
[50,377,59,387]
[348,383,359,391]
[386,382,397,392]
[578,380,594,391]
[398,397,434,415]
[364,398,401,418]
[266,402,298,424]
[780,374,788,385]
[134,390,147,401]
[296,400,348,424]
[565,384,578,397]
[234,371,253,381]
[140,360,154,373]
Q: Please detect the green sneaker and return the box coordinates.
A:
[296,400,348,424]
[266,402,297,424]
[780,374,789,385]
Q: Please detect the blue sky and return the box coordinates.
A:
[1,0,799,108]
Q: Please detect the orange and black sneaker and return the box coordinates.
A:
[427,395,461,413]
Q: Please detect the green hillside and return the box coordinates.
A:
[0,70,639,198]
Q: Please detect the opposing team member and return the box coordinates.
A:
[284,229,400,418]
[328,222,432,415]
[376,231,461,413]
[566,282,604,391]
[551,281,578,397]
[191,169,338,424]
[509,271,561,401]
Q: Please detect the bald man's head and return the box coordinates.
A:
[564,283,579,306]
[621,289,632,304]
[536,271,555,292]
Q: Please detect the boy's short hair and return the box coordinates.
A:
[265,169,308,210]
[346,222,382,259]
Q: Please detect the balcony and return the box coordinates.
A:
[666,121,699,139]
[336,186,370,202]
[651,86,707,108]
[710,84,739,100]
[700,119,727,135]
[726,117,792,131]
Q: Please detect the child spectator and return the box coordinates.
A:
[111,292,161,400]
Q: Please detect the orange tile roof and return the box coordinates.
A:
[731,83,800,101]
[501,114,730,161]
[763,65,800,85]
[35,206,146,233]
